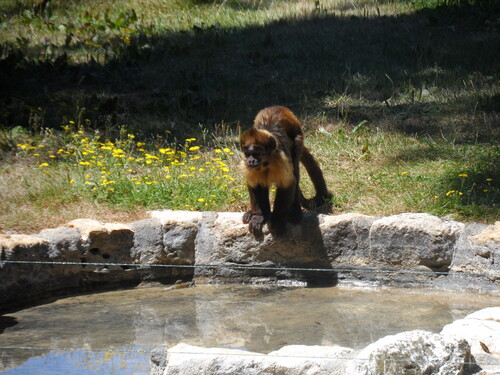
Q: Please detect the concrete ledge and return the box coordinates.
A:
[1,211,499,310]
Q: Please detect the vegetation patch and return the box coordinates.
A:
[0,0,498,231]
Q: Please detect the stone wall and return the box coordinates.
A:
[1,211,499,310]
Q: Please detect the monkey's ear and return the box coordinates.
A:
[265,135,277,151]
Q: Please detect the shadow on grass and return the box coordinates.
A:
[0,3,498,142]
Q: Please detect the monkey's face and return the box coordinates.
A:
[240,129,276,170]
[242,145,269,169]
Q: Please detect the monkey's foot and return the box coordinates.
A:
[269,215,287,237]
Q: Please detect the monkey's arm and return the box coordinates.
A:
[243,185,271,237]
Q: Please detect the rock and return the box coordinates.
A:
[441,307,500,374]
[471,222,500,243]
[446,223,500,292]
[131,211,199,281]
[38,227,82,258]
[320,213,376,265]
[150,343,353,375]
[346,330,476,375]
[369,213,464,271]
[66,219,134,271]
[194,212,333,284]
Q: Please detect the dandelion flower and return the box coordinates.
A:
[458,173,468,178]
[39,163,49,168]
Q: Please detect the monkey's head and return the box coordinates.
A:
[240,128,276,169]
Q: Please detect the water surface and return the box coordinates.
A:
[1,284,499,374]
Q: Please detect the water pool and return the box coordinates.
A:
[1,284,499,374]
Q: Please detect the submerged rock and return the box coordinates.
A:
[150,343,353,375]
[150,330,479,375]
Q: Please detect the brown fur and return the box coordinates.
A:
[240,106,331,237]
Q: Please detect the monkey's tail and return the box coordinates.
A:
[300,147,332,209]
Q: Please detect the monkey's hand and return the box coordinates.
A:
[242,211,254,224]
[248,214,265,237]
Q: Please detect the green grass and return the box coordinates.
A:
[0,0,498,232]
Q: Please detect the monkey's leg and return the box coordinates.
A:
[289,183,303,224]
[300,147,331,208]
[269,185,298,236]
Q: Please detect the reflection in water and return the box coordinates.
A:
[1,285,499,374]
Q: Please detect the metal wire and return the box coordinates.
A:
[0,259,476,276]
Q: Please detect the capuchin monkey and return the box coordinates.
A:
[240,106,331,237]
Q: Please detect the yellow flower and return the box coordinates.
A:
[215,149,222,153]
[69,179,75,184]
[486,178,492,182]
[446,190,456,196]
[458,173,468,178]
[189,146,200,151]
[39,163,49,168]
[197,198,205,202]
[223,148,231,153]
